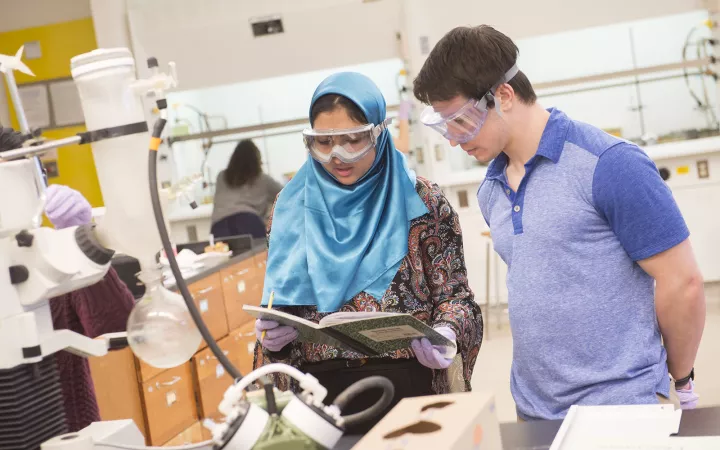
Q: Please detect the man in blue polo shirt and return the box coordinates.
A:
[413,25,707,420]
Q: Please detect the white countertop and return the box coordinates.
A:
[641,136,720,160]
[434,167,487,188]
[166,203,213,222]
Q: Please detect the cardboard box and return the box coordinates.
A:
[352,391,502,450]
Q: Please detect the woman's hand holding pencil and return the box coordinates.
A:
[256,292,298,352]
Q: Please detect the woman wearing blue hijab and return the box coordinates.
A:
[253,73,483,431]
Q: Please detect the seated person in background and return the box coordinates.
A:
[253,73,483,432]
[0,128,136,432]
[211,139,284,239]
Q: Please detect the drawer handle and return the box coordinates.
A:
[156,376,182,388]
[197,286,214,294]
[209,350,230,360]
[236,268,250,276]
[236,332,256,340]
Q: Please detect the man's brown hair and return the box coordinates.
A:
[413,25,537,105]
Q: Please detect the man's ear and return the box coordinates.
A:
[495,84,515,113]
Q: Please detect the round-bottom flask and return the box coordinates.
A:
[126,268,202,368]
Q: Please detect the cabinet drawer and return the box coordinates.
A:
[254,250,268,294]
[163,421,210,446]
[142,363,197,445]
[138,358,169,383]
[220,258,260,330]
[227,321,258,378]
[193,336,235,419]
[89,348,147,440]
[189,273,229,343]
[192,337,234,383]
[254,250,268,271]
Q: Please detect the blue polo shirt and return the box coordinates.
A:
[478,109,689,421]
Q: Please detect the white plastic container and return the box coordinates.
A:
[0,159,43,234]
[71,48,164,269]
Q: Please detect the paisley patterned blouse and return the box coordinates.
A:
[253,176,483,393]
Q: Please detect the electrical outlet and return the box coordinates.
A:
[697,160,710,179]
[434,143,444,161]
[458,190,469,208]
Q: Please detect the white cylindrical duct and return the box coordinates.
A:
[71,48,162,268]
[0,159,43,234]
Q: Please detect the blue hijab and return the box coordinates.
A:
[261,72,428,313]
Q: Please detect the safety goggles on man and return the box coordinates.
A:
[302,118,392,164]
[419,65,520,144]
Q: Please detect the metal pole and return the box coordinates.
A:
[706,3,720,126]
[258,105,271,176]
[2,70,48,190]
[168,104,402,145]
[4,71,29,134]
[0,136,82,161]
[533,58,711,91]
[628,28,647,137]
[537,72,701,99]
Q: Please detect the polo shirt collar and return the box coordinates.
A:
[485,108,570,181]
[535,108,569,164]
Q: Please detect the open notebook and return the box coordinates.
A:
[243,305,455,356]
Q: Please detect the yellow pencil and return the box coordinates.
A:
[261,290,275,343]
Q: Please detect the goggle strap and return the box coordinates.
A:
[503,64,520,84]
[305,118,391,139]
[485,64,519,116]
[490,64,520,95]
[372,117,393,138]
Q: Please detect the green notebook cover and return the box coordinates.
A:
[243,305,455,356]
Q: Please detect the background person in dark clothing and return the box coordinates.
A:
[211,139,283,239]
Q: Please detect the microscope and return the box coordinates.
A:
[0,48,393,450]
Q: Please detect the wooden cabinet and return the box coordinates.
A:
[192,337,234,420]
[226,321,258,378]
[254,250,268,295]
[163,421,210,446]
[189,273,228,344]
[89,250,267,446]
[89,348,147,439]
[220,258,262,331]
[142,363,197,445]
[138,358,167,383]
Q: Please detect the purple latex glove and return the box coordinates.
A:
[677,379,699,410]
[255,319,298,352]
[411,326,457,370]
[398,99,413,121]
[45,185,92,229]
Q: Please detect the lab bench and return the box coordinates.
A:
[166,203,213,244]
[89,246,267,446]
[332,406,720,450]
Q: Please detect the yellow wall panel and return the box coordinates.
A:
[42,126,104,207]
[0,18,97,83]
[0,18,104,210]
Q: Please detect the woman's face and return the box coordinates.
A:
[313,107,376,186]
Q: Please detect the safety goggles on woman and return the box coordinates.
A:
[303,118,392,164]
[419,65,519,144]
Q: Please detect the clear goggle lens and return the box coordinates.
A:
[420,98,489,144]
[303,119,391,164]
[419,64,519,144]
